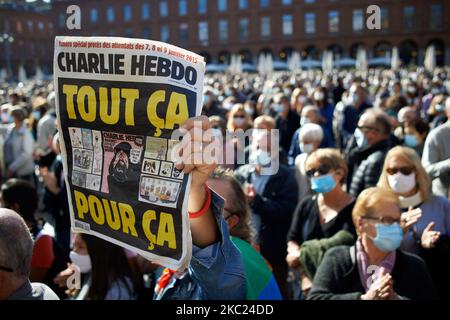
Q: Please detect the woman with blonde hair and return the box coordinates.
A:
[378,146,450,255]
[308,187,436,300]
[226,103,252,133]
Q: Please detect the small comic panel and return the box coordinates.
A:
[138,176,181,208]
[72,170,86,188]
[69,127,83,148]
[92,150,103,175]
[159,161,173,178]
[172,166,184,180]
[73,148,93,173]
[86,174,101,191]
[82,129,93,150]
[144,137,168,160]
[92,130,102,150]
[167,139,181,162]
[142,158,160,175]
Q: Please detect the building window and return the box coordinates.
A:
[218,0,227,12]
[403,6,415,30]
[198,0,207,14]
[218,19,228,41]
[123,5,132,21]
[58,12,65,28]
[283,15,293,36]
[160,1,169,17]
[107,7,115,23]
[38,21,44,31]
[282,0,292,5]
[90,8,98,24]
[179,23,189,43]
[160,25,170,42]
[379,7,389,29]
[143,27,151,39]
[328,10,339,33]
[304,0,315,3]
[260,17,270,38]
[305,12,315,34]
[239,18,249,40]
[260,0,270,8]
[430,4,443,30]
[352,9,364,32]
[239,0,248,10]
[198,21,208,42]
[28,20,33,31]
[179,0,187,16]
[142,3,150,20]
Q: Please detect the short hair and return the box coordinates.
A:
[404,118,429,137]
[1,179,38,223]
[301,105,320,116]
[378,146,431,202]
[299,123,324,143]
[253,115,275,130]
[305,148,348,184]
[9,106,27,122]
[362,109,392,136]
[352,187,400,234]
[0,209,34,278]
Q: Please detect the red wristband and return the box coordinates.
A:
[188,184,211,219]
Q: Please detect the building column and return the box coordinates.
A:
[418,48,425,66]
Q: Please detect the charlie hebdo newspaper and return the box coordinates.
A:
[54,36,205,270]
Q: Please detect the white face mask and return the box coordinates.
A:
[314,91,324,101]
[70,251,92,273]
[300,142,314,154]
[245,107,254,116]
[233,117,245,127]
[211,128,223,137]
[387,172,416,194]
[298,95,307,104]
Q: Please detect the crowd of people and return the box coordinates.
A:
[0,66,449,300]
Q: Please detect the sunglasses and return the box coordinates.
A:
[306,163,332,178]
[386,166,415,175]
[362,216,401,225]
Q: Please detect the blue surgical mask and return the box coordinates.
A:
[354,128,368,148]
[245,107,255,116]
[300,117,310,127]
[310,174,336,194]
[370,223,403,252]
[32,110,41,119]
[272,104,284,113]
[435,104,444,112]
[203,95,211,105]
[404,134,419,148]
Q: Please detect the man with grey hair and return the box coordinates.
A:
[0,208,59,300]
[422,97,450,199]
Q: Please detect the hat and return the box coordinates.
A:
[114,142,132,156]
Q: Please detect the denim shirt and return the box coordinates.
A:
[155,189,246,300]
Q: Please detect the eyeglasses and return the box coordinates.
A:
[0,265,13,272]
[306,163,332,178]
[362,216,401,225]
[386,166,415,175]
[233,115,245,119]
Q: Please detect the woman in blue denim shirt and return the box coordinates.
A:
[154,116,246,300]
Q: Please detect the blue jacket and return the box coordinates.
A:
[155,189,246,300]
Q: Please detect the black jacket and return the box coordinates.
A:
[234,164,298,264]
[308,245,437,300]
[347,139,390,197]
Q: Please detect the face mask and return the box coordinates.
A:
[233,117,245,127]
[70,251,92,273]
[387,172,416,194]
[272,104,284,113]
[225,89,232,96]
[407,86,416,94]
[354,128,368,148]
[211,128,222,137]
[298,95,307,104]
[203,95,210,105]
[435,104,444,112]
[284,88,292,96]
[314,91,324,101]
[250,149,272,167]
[32,110,41,120]
[300,142,314,155]
[300,117,310,127]
[1,112,10,123]
[369,223,403,252]
[431,88,440,95]
[245,107,254,116]
[310,173,336,194]
[404,134,419,148]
